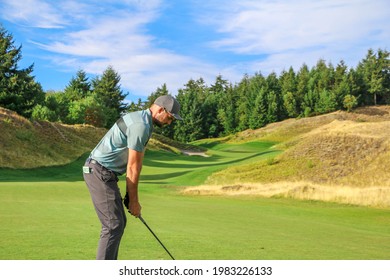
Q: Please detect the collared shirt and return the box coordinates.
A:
[90,109,153,175]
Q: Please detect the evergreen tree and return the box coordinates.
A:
[357,49,390,105]
[296,64,310,116]
[283,91,298,118]
[248,73,267,129]
[280,67,299,117]
[63,69,91,101]
[316,89,337,114]
[312,59,334,94]
[346,68,364,105]
[217,84,238,135]
[251,87,268,128]
[127,98,145,112]
[235,74,252,131]
[379,49,390,104]
[332,61,350,109]
[92,66,128,127]
[174,79,205,142]
[0,25,44,118]
[302,88,318,117]
[207,75,230,137]
[265,72,283,122]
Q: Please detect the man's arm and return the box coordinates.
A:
[126,148,145,217]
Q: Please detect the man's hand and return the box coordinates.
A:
[129,200,141,217]
[124,192,141,217]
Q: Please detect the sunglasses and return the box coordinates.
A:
[164,108,175,121]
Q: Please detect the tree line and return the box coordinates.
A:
[133,49,390,143]
[1,25,389,143]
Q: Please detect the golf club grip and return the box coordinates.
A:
[139,216,175,260]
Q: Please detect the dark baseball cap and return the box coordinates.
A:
[154,95,182,121]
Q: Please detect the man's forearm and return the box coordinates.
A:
[126,149,144,217]
[126,176,139,202]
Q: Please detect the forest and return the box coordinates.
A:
[1,25,389,143]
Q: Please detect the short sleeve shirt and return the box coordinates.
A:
[90,109,153,174]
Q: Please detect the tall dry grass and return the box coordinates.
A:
[0,107,107,168]
[181,182,390,208]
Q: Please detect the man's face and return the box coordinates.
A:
[154,108,174,128]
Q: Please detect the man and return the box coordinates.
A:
[83,95,182,260]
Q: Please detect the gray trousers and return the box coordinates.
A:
[83,158,127,260]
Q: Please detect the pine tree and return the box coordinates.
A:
[64,69,91,101]
[92,66,128,127]
[0,25,44,118]
[174,79,205,142]
[280,67,299,117]
[332,61,350,109]
[248,73,267,129]
[217,84,238,135]
[357,49,390,105]
[296,64,310,116]
[207,75,230,137]
[235,74,252,131]
[251,87,267,128]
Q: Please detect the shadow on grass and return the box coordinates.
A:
[144,150,279,169]
[0,153,90,182]
[0,146,280,183]
[140,170,192,184]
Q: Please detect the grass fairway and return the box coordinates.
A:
[0,141,389,260]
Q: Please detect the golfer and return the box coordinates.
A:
[83,95,182,260]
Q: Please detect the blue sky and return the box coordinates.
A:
[0,0,389,103]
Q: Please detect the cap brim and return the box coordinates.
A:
[172,113,183,121]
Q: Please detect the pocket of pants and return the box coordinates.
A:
[101,169,115,182]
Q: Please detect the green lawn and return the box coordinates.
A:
[0,141,389,260]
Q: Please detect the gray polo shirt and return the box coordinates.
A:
[90,109,153,175]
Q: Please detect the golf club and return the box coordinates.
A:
[139,215,175,260]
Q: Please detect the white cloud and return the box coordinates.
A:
[199,0,390,71]
[205,0,389,51]
[34,14,156,57]
[0,0,66,28]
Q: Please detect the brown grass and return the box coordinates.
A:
[181,182,390,208]
[0,107,107,168]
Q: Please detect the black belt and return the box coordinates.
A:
[87,158,121,176]
[89,158,100,166]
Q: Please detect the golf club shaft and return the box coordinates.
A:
[139,216,175,260]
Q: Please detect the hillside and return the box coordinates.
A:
[184,106,390,208]
[0,107,107,168]
[0,107,205,169]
